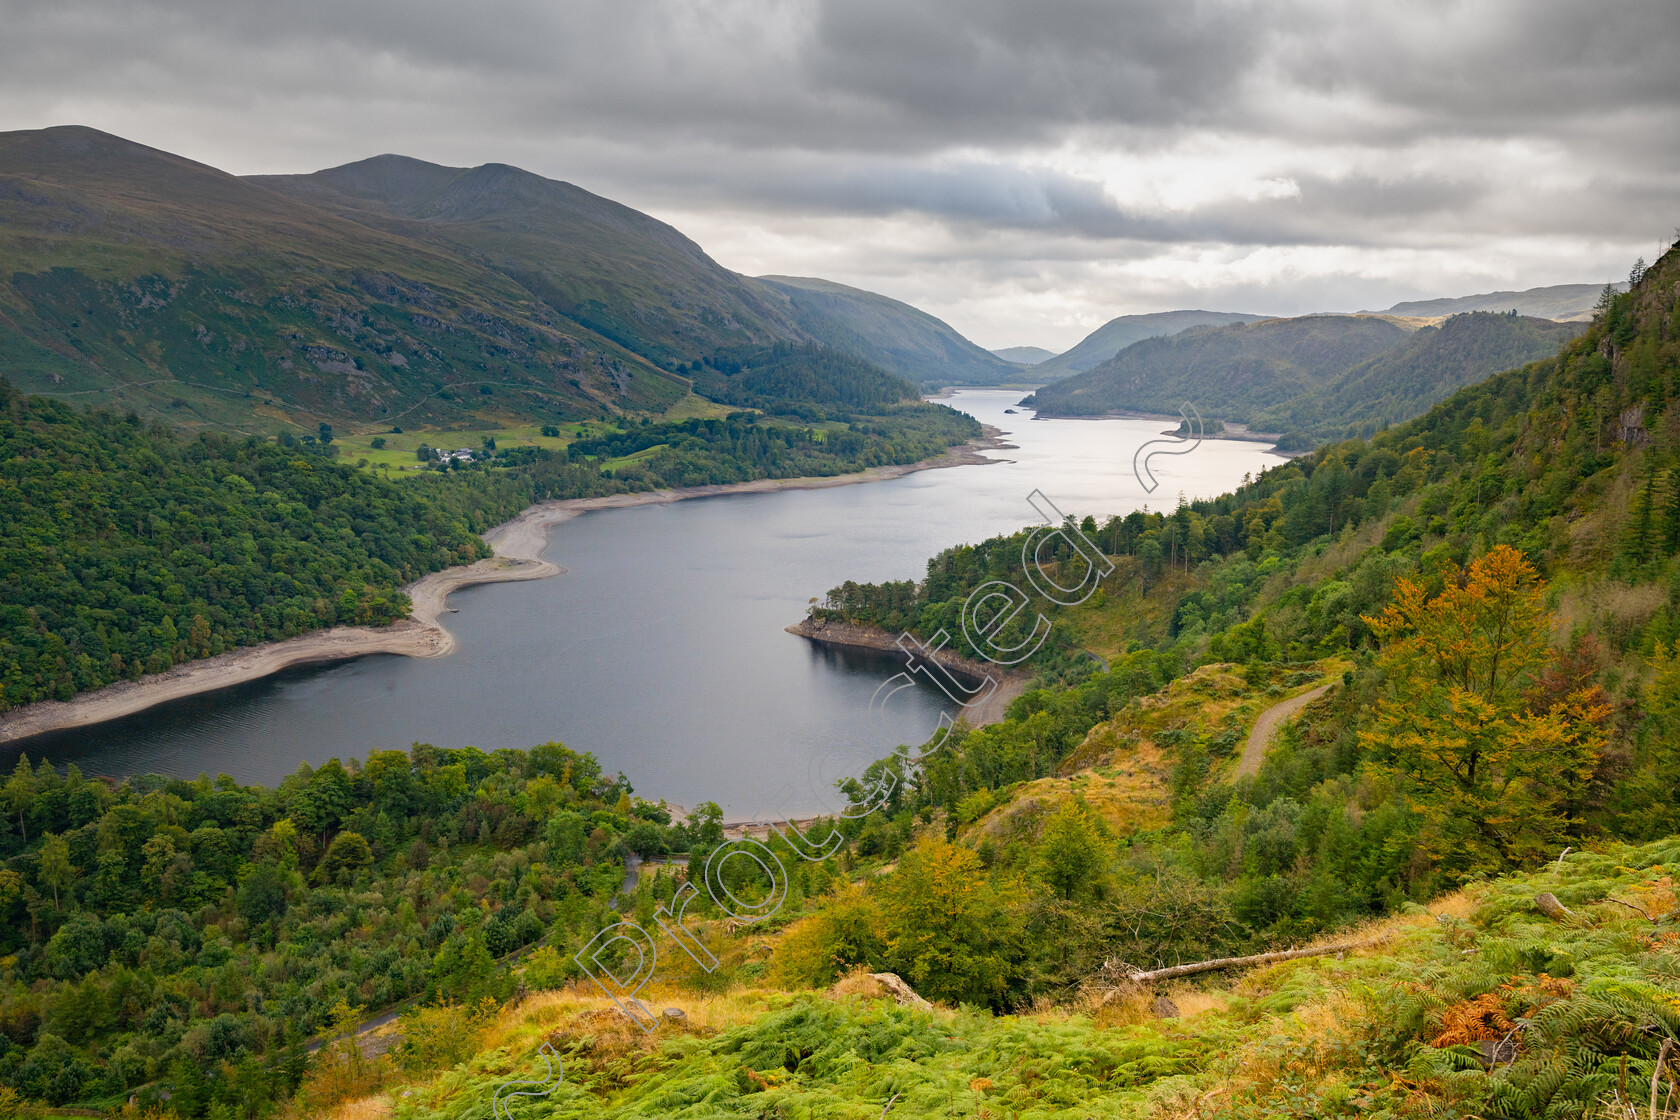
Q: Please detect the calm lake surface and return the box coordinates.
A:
[14,391,1279,816]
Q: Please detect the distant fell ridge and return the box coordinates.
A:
[1373,282,1627,322]
[253,155,806,368]
[754,275,1021,387]
[991,345,1058,366]
[0,128,1015,431]
[1025,314,1409,420]
[1032,309,1267,378]
[0,126,685,430]
[1249,311,1583,442]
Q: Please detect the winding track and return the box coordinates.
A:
[1235,683,1333,778]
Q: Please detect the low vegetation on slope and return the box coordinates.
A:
[253,156,805,372]
[291,836,1680,1120]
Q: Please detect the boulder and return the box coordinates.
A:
[869,972,933,1010]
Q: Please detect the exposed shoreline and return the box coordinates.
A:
[0,429,1009,747]
[784,616,1033,729]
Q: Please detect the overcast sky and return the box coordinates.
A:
[4,0,1677,350]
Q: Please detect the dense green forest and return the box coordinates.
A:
[687,342,922,414]
[0,383,489,709]
[0,741,727,1111]
[0,368,976,712]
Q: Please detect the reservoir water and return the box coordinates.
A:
[13,392,1279,816]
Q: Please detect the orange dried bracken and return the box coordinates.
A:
[1430,992,1517,1047]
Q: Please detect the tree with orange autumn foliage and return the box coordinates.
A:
[1361,545,1610,875]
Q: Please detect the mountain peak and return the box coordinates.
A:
[0,124,253,195]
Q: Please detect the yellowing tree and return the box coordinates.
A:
[770,881,885,987]
[1361,545,1609,874]
[875,836,1028,1008]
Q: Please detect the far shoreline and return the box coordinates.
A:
[1018,404,1302,457]
[0,429,1010,750]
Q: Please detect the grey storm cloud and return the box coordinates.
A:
[9,0,1675,149]
[556,152,1504,247]
[1,0,1677,344]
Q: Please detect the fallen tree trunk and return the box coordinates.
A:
[1114,941,1373,984]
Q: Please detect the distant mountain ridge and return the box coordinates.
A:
[0,126,687,430]
[991,345,1058,366]
[1025,314,1409,421]
[253,155,806,368]
[1248,311,1584,440]
[3,125,1620,438]
[1029,309,1583,448]
[753,275,1022,387]
[1373,282,1626,322]
[1030,310,1267,378]
[0,127,1021,431]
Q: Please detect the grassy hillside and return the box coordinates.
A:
[1248,311,1584,442]
[755,275,1022,387]
[1030,310,1266,379]
[1025,314,1411,421]
[0,127,686,433]
[255,157,806,371]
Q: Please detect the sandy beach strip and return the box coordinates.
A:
[0,430,1008,746]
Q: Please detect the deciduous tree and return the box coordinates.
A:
[874,836,1029,1008]
[1361,545,1609,874]
[39,832,73,909]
